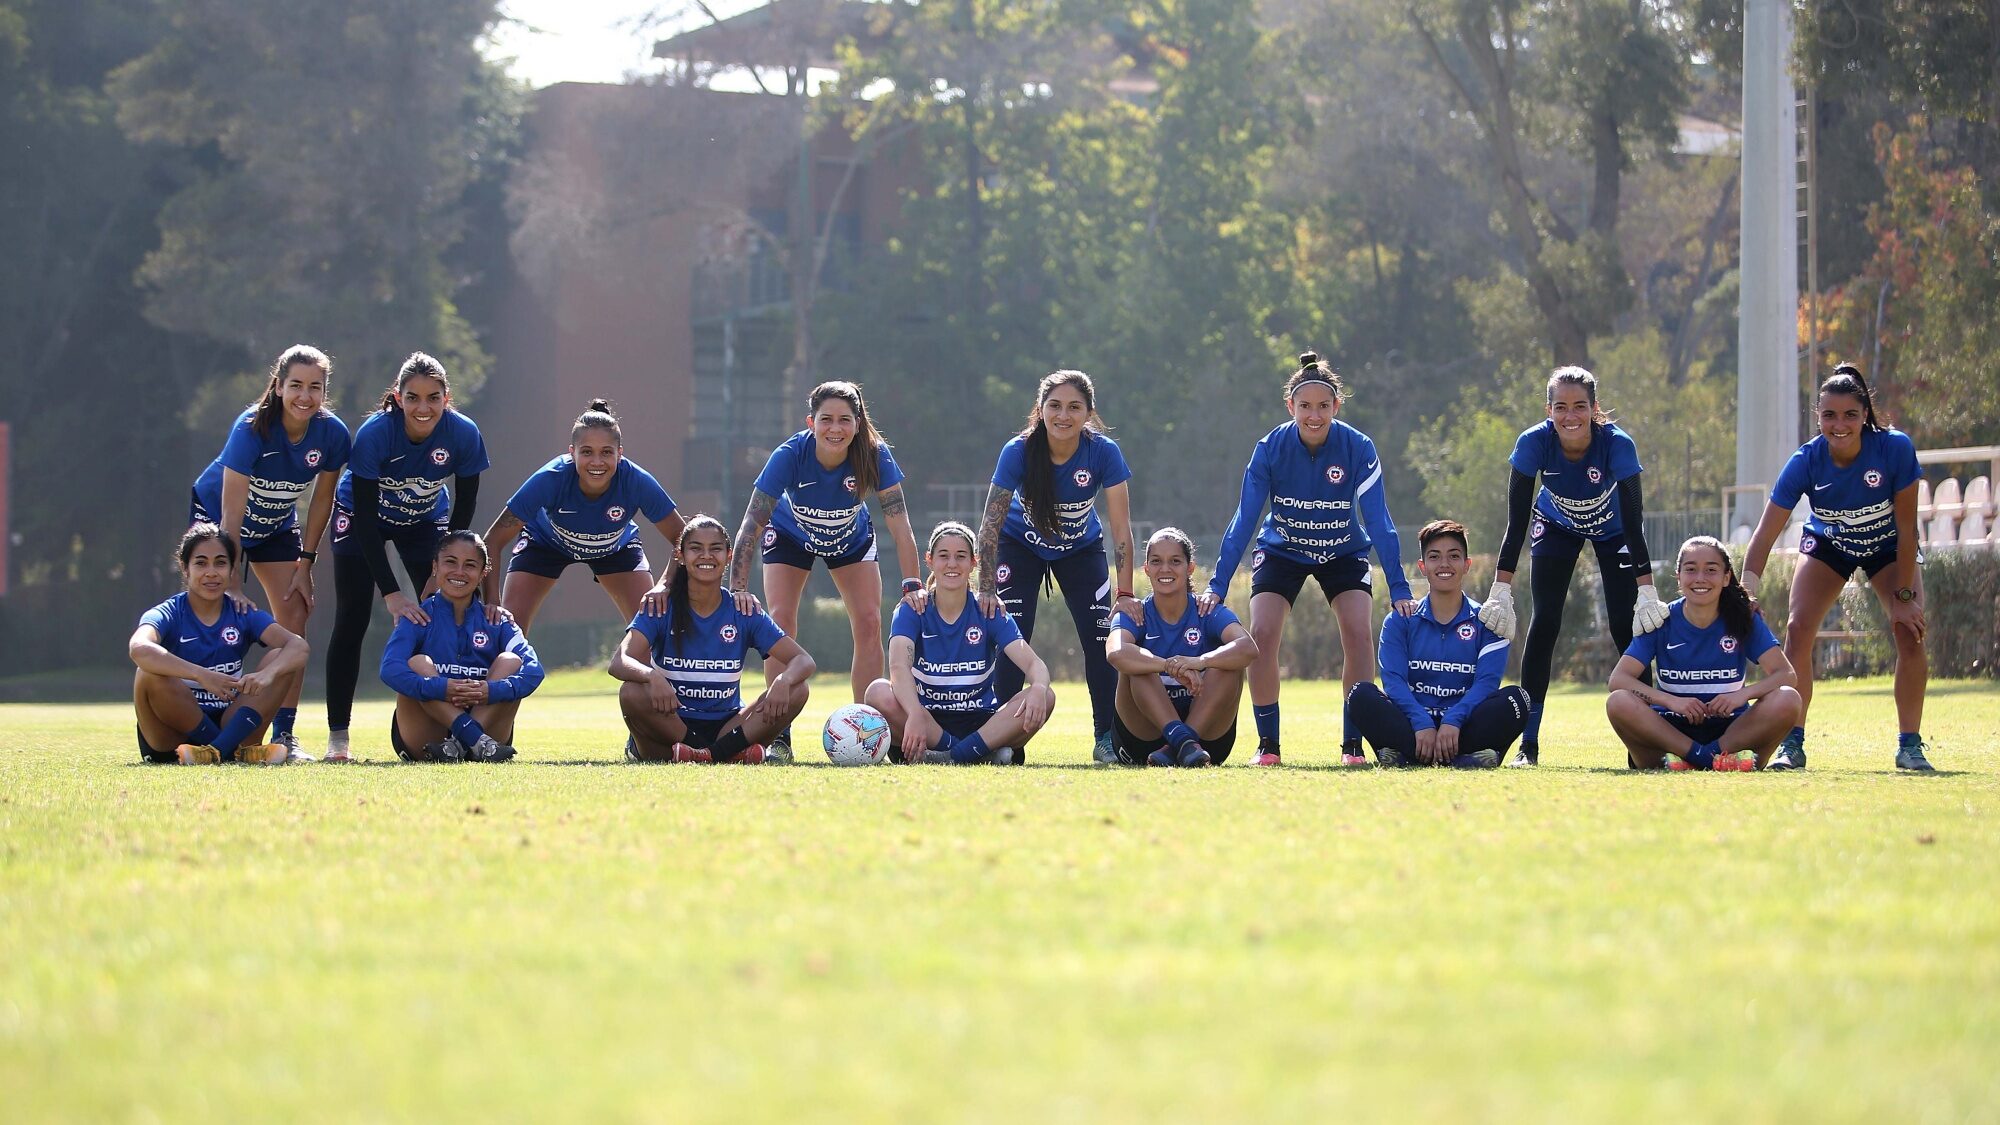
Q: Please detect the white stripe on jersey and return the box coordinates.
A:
[913,669,992,688]
[1477,639,1508,659]
[1657,675,1743,696]
[660,668,742,683]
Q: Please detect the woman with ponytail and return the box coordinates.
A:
[1741,364,1932,771]
[1201,352,1417,767]
[1607,537,1799,770]
[730,381,922,760]
[321,352,490,762]
[974,371,1141,765]
[480,399,685,632]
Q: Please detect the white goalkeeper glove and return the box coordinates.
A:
[1633,584,1669,635]
[1478,580,1516,640]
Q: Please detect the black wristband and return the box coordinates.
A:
[299,550,318,562]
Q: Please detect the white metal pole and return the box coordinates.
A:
[1734,0,1801,537]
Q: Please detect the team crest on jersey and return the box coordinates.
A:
[1458,622,1477,641]
[995,563,1012,584]
[1252,548,1266,570]
[843,475,857,493]
[1530,517,1547,540]
[1587,466,1604,484]
[1864,469,1883,488]
[1720,635,1739,653]
[1183,626,1203,647]
[431,448,451,466]
[512,536,528,554]
[606,505,626,521]
[305,449,322,468]
[762,527,778,548]
[1800,534,1818,554]
[719,623,738,643]
[1325,465,1345,485]
[335,513,350,533]
[220,626,241,646]
[965,625,984,646]
[1072,468,1093,488]
[472,630,490,648]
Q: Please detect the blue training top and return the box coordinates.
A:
[1509,419,1643,542]
[1377,593,1510,731]
[335,409,490,527]
[1770,428,1921,560]
[752,430,904,559]
[138,593,279,710]
[379,593,543,703]
[504,455,676,561]
[1110,595,1243,703]
[192,408,353,545]
[991,430,1132,560]
[1623,599,1779,706]
[889,598,1024,712]
[625,594,788,721]
[1209,420,1412,600]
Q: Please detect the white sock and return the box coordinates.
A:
[327,729,350,755]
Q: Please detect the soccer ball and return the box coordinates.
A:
[822,704,891,766]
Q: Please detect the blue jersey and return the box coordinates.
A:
[991,430,1132,559]
[505,455,676,561]
[138,593,279,710]
[626,594,788,721]
[1210,421,1412,600]
[1509,420,1643,542]
[1623,600,1779,704]
[889,598,1024,712]
[379,593,544,703]
[1111,596,1243,703]
[1378,594,1510,730]
[752,430,905,559]
[192,408,353,545]
[336,409,490,527]
[1770,429,1920,560]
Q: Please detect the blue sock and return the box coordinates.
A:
[1163,720,1199,754]
[1898,730,1922,748]
[272,707,297,739]
[948,731,992,765]
[1524,702,1544,742]
[1790,725,1806,745]
[1253,703,1280,743]
[1685,740,1718,770]
[182,715,222,747]
[451,712,487,748]
[213,707,265,759]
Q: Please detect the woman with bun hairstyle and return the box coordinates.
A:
[322,352,490,762]
[1109,528,1258,768]
[188,344,350,760]
[974,370,1141,765]
[481,399,685,632]
[1201,351,1417,767]
[1740,364,1932,771]
[1478,367,1664,767]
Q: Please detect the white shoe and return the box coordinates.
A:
[277,731,315,763]
[324,730,352,763]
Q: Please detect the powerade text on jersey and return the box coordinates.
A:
[379,593,545,703]
[1378,595,1509,730]
[991,431,1132,559]
[506,456,676,561]
[1509,420,1642,541]
[627,597,787,720]
[753,431,904,558]
[192,409,353,544]
[337,410,490,527]
[891,600,1023,712]
[139,594,277,709]
[1623,600,1779,703]
[1209,421,1413,599]
[1111,598,1242,703]
[1770,429,1920,560]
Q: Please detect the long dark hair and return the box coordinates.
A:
[669,515,730,643]
[1678,536,1754,643]
[249,345,334,438]
[1285,351,1350,402]
[809,381,887,496]
[1547,366,1613,427]
[379,352,450,414]
[1018,370,1105,539]
[1820,363,1885,432]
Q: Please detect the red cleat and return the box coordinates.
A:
[670,743,711,763]
[1254,751,1282,767]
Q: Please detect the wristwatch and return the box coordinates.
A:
[1895,586,1916,603]
[901,578,923,594]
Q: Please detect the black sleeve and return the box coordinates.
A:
[1617,474,1653,577]
[351,478,403,598]
[1495,469,1537,574]
[448,472,480,532]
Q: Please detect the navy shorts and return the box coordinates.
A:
[331,504,446,561]
[506,535,648,579]
[1527,515,1633,567]
[1656,705,1744,746]
[1798,531,1903,582]
[1113,695,1238,765]
[760,524,877,572]
[1249,549,1371,604]
[136,704,228,763]
[189,490,303,565]
[931,708,994,740]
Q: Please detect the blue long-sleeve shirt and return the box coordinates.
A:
[1209,420,1411,601]
[1378,593,1509,730]
[380,593,544,703]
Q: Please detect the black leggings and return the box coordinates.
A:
[1346,682,1531,760]
[1521,535,1639,742]
[995,536,1116,736]
[325,538,436,731]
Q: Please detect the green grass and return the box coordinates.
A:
[2,676,1996,1122]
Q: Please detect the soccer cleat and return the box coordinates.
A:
[1766,734,1806,772]
[1146,747,1176,768]
[1665,753,1693,771]
[1506,742,1539,768]
[1177,742,1211,768]
[1252,738,1281,767]
[1373,745,1407,768]
[1895,740,1936,772]
[1450,749,1499,769]
[733,744,767,765]
[467,734,516,763]
[625,735,640,762]
[1340,740,1369,767]
[174,743,222,765]
[236,742,288,765]
[428,736,467,763]
[761,738,793,764]
[990,745,1020,766]
[323,730,352,763]
[1093,730,1119,766]
[1712,749,1755,772]
[670,743,709,763]
[920,749,956,765]
[276,731,314,763]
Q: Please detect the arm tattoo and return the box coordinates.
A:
[977,485,1011,593]
[1113,538,1129,576]
[730,490,777,591]
[878,484,907,520]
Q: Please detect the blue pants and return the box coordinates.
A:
[995,536,1116,736]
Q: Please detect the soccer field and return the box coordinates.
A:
[2,676,1995,1122]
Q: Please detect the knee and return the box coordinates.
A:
[862,679,896,712]
[1766,685,1803,723]
[1606,689,1642,720]
[851,613,883,645]
[408,654,438,675]
[1347,680,1380,706]
[489,653,524,679]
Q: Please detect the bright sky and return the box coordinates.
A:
[485,0,763,88]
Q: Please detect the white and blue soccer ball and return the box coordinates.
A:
[822,704,890,766]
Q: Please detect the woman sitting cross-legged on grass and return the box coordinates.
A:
[379,531,544,762]
[1346,519,1530,769]
[1106,528,1259,767]
[611,516,816,764]
[1606,536,1801,771]
[864,521,1054,765]
[131,522,310,764]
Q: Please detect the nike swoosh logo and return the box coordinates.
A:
[387,456,404,464]
[922,632,940,639]
[1813,482,1832,490]
[796,481,816,488]
[557,508,577,514]
[1543,470,1560,476]
[259,451,281,459]
[1666,643,1685,650]
[1144,633,1161,640]
[180,635,198,643]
